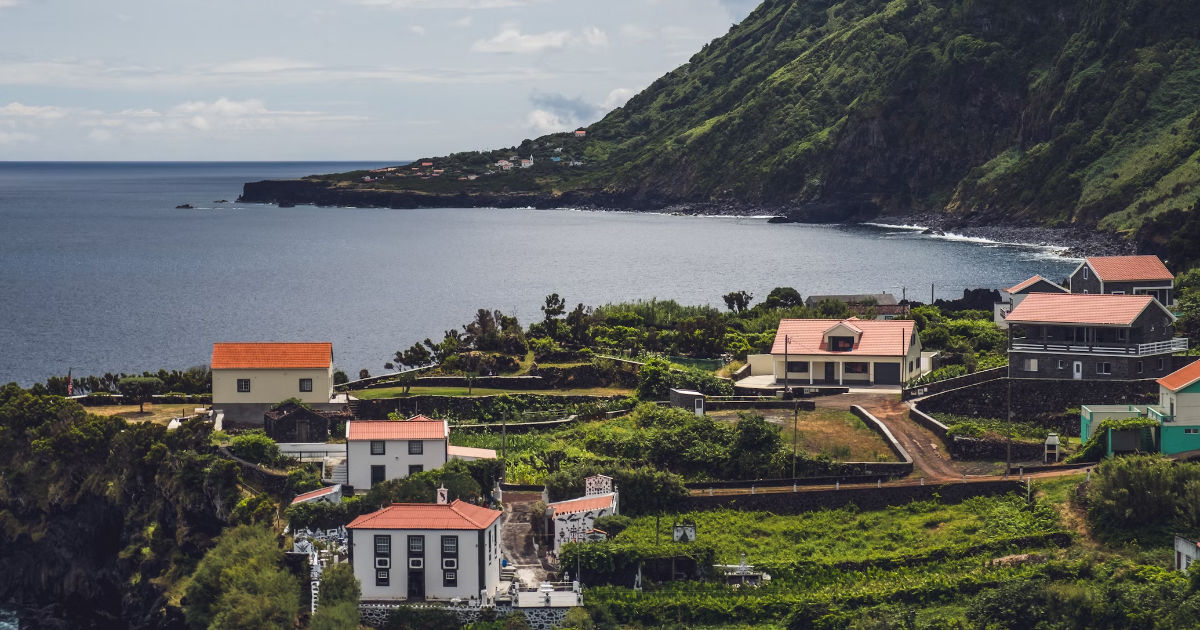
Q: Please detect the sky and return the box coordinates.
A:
[0,0,759,161]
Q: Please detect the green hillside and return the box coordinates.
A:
[304,0,1200,240]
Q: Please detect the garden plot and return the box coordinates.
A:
[709,408,896,462]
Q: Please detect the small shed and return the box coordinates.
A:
[1176,535,1200,572]
[669,389,705,416]
[1044,433,1060,463]
[264,402,351,443]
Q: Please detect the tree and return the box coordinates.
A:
[183,525,300,630]
[542,293,567,335]
[230,430,281,466]
[396,343,434,369]
[333,370,349,386]
[117,376,163,413]
[635,358,675,400]
[762,287,804,309]
[311,563,360,630]
[358,368,371,380]
[722,290,754,313]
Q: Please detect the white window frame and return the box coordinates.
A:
[236,378,251,393]
[299,378,313,392]
[370,441,385,455]
[1097,362,1113,375]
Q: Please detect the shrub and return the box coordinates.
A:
[229,429,282,466]
[183,524,299,630]
[286,467,322,494]
[593,515,633,538]
[1086,454,1200,536]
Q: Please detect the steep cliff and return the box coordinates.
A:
[247,0,1200,242]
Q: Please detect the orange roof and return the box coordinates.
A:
[1085,255,1173,282]
[291,484,341,505]
[1159,361,1200,392]
[347,500,500,530]
[1005,275,1066,294]
[347,419,447,441]
[770,319,915,356]
[211,342,332,369]
[1005,293,1165,326]
[549,494,617,516]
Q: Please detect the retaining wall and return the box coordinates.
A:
[680,480,1025,514]
[351,394,625,421]
[848,405,914,475]
[902,366,1007,401]
[359,604,565,629]
[916,377,1158,419]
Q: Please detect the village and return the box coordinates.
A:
[78,252,1194,627]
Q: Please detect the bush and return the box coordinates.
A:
[286,467,322,494]
[593,515,633,538]
[230,429,282,466]
[1086,454,1198,536]
[183,524,299,630]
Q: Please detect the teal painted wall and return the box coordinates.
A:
[1160,426,1200,455]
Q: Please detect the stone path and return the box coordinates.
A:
[499,492,550,587]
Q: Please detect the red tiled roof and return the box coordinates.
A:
[347,419,447,441]
[1086,255,1173,282]
[347,500,501,530]
[447,445,498,459]
[211,342,332,369]
[770,319,916,356]
[1005,293,1164,326]
[1159,361,1200,392]
[548,494,617,516]
[291,484,341,505]
[1005,275,1067,294]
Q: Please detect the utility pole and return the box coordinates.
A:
[1006,325,1013,474]
[501,410,507,460]
[931,283,935,305]
[792,402,799,479]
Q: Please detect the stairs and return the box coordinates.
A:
[325,458,347,484]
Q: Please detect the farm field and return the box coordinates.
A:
[84,403,206,425]
[709,407,895,462]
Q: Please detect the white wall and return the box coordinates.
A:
[351,524,501,602]
[212,367,332,406]
[746,354,774,376]
[347,438,448,490]
[552,505,615,553]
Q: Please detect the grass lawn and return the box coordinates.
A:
[87,403,207,425]
[709,407,896,462]
[612,493,1060,566]
[351,385,633,400]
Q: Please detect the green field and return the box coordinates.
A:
[351,385,632,400]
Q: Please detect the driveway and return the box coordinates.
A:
[814,392,962,481]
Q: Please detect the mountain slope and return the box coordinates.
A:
[246,0,1200,242]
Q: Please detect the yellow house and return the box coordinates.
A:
[211,342,336,427]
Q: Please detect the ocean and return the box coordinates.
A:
[0,161,1079,386]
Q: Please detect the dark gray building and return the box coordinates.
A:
[1068,255,1175,307]
[1006,293,1186,381]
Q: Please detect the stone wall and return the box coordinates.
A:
[680,480,1024,514]
[351,394,626,421]
[917,377,1158,419]
[902,366,1007,401]
[358,603,566,629]
[949,436,1046,461]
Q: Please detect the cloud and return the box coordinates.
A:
[347,0,544,8]
[0,102,71,119]
[0,131,35,144]
[524,88,632,134]
[0,58,550,88]
[526,109,574,135]
[602,88,634,110]
[453,15,473,27]
[0,0,21,7]
[581,27,608,49]
[471,27,570,54]
[409,25,426,36]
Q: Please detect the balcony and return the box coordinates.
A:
[1149,407,1175,424]
[1010,337,1188,356]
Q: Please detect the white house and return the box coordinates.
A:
[752,318,924,386]
[993,275,1069,328]
[346,415,497,490]
[348,498,502,603]
[547,475,618,554]
[290,484,343,506]
[211,342,338,427]
[1177,535,1200,573]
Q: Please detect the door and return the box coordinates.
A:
[824,362,835,383]
[408,569,425,600]
[693,398,704,416]
[1072,362,1083,380]
[295,419,309,443]
[874,363,901,385]
[371,465,386,486]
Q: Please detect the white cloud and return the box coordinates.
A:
[0,131,35,144]
[347,0,543,8]
[409,25,427,36]
[602,88,634,110]
[0,0,21,8]
[453,15,473,27]
[0,102,71,119]
[471,26,570,54]
[526,109,573,135]
[581,27,608,49]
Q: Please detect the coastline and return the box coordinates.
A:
[238,179,1133,259]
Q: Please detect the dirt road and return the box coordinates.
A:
[815,393,963,482]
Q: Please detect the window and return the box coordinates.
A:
[1083,290,1089,294]
[408,464,423,476]
[1111,290,1124,295]
[1083,266,1089,280]
[370,465,385,485]
[236,378,251,393]
[370,441,385,455]
[845,362,869,374]
[1057,360,1065,370]
[408,440,424,455]
[908,361,914,373]
[299,378,313,392]
[1159,358,1166,371]
[1116,329,1128,342]
[1137,361,1144,374]
[1022,358,1039,372]
[1187,429,1199,435]
[374,535,391,556]
[830,336,855,352]
[408,535,424,556]
[441,535,458,556]
[786,361,809,373]
[443,570,457,588]
[1097,362,1112,375]
[376,570,389,586]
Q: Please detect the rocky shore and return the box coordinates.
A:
[240,179,1134,258]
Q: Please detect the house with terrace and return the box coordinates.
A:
[1079,360,1200,457]
[346,415,497,491]
[993,275,1069,328]
[766,317,924,386]
[1068,255,1175,307]
[1006,293,1185,381]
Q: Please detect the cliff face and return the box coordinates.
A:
[248,0,1200,242]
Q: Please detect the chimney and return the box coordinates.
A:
[437,485,448,505]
